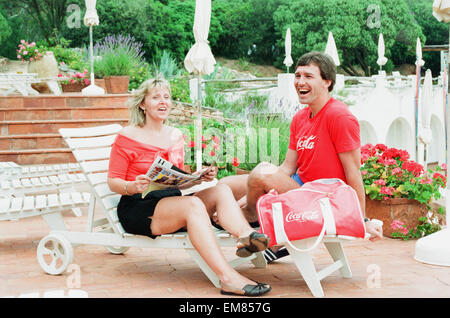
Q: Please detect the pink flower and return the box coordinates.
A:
[212,136,220,144]
[57,74,63,77]
[441,163,447,170]
[83,79,90,85]
[187,141,195,148]
[232,157,240,167]
[419,178,433,185]
[361,170,368,175]
[17,55,21,59]
[29,57,33,61]
[23,51,28,55]
[391,167,402,175]
[374,179,386,186]
[391,219,405,230]
[209,151,216,157]
[20,39,25,44]
[380,186,394,196]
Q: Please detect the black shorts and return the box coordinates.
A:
[117,188,182,238]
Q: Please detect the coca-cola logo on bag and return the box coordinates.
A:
[285,210,319,223]
[296,135,316,151]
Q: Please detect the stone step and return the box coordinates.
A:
[0,107,129,121]
[0,148,75,165]
[0,94,131,108]
[0,134,66,151]
[1,118,128,135]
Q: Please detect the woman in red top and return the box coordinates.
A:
[107,76,270,296]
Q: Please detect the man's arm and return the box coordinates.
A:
[338,148,365,215]
[339,148,383,241]
[277,149,299,176]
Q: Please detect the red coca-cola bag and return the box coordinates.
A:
[256,178,366,251]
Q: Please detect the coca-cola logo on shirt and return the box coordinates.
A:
[285,210,319,223]
[296,135,316,151]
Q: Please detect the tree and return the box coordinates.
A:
[273,0,424,76]
[407,0,449,76]
[0,10,11,46]
[1,0,70,44]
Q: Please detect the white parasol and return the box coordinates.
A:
[376,33,388,70]
[283,28,293,73]
[184,0,216,171]
[418,69,433,168]
[82,0,104,95]
[432,0,450,22]
[324,31,340,67]
[414,0,450,267]
[416,37,425,67]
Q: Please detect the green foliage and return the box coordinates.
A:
[391,217,441,240]
[407,0,449,76]
[0,10,11,45]
[152,50,183,80]
[273,0,424,75]
[129,64,153,90]
[170,77,191,103]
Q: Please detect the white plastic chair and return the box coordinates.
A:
[36,124,266,287]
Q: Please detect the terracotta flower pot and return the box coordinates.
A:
[105,76,130,94]
[94,78,107,92]
[365,195,428,238]
[61,82,87,92]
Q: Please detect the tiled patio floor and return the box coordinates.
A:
[1,202,449,299]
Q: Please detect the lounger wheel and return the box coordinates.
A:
[37,233,74,275]
[104,246,130,255]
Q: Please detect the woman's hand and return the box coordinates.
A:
[201,166,217,182]
[132,174,151,193]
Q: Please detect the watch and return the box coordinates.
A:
[364,217,370,223]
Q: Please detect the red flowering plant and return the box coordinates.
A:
[181,118,240,178]
[360,143,446,208]
[57,69,91,86]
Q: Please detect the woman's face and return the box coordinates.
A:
[140,86,171,122]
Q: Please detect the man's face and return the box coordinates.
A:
[294,63,331,106]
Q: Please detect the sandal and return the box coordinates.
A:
[263,247,290,263]
[220,281,271,297]
[236,231,270,258]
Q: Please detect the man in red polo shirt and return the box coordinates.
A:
[219,51,383,262]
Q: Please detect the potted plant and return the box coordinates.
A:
[16,40,44,65]
[360,143,446,237]
[58,70,90,92]
[94,34,145,94]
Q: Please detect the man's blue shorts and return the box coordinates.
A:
[291,173,304,186]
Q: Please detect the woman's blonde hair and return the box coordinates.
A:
[128,75,172,127]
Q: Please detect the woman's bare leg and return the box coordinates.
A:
[150,195,256,289]
[194,183,254,238]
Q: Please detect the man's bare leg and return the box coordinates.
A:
[244,162,301,222]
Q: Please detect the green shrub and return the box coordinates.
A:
[0,11,11,45]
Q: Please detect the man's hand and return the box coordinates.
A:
[365,220,383,242]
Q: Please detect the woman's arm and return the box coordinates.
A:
[107,175,150,195]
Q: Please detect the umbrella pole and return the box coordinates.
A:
[446,24,450,228]
[195,74,203,172]
[89,25,95,85]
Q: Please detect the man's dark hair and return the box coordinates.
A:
[295,51,336,92]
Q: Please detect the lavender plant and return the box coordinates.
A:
[90,34,146,77]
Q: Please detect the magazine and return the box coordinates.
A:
[141,156,211,198]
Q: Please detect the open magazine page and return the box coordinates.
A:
[141,156,208,198]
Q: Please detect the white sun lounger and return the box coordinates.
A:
[36,124,266,288]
